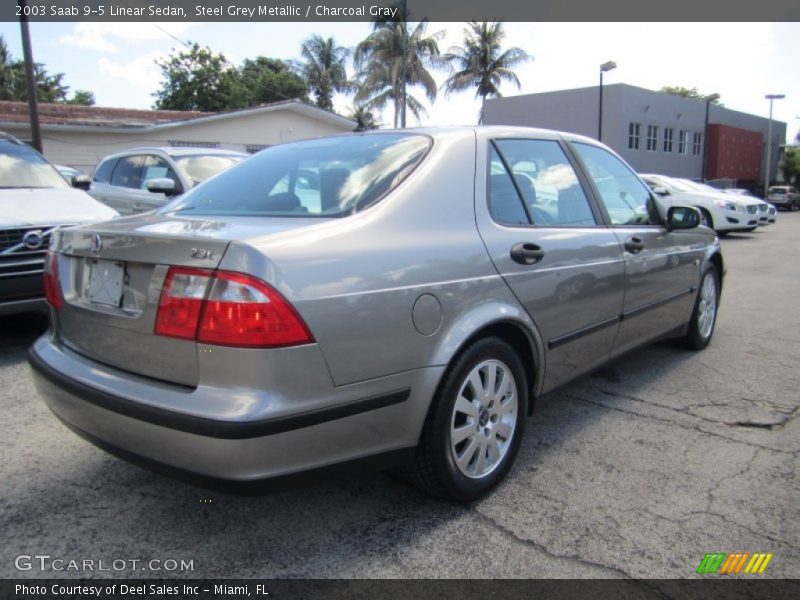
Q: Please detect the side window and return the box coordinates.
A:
[573,143,659,226]
[494,139,596,227]
[93,158,116,183]
[110,155,144,189]
[141,155,181,191]
[487,145,530,226]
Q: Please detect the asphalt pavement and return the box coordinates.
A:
[1,214,798,580]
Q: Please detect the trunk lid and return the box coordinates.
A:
[52,213,318,387]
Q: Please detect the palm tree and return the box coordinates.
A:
[442,22,531,123]
[354,11,444,128]
[298,35,354,112]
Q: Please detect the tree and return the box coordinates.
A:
[297,35,354,111]
[661,86,722,103]
[781,146,800,187]
[348,104,380,131]
[0,35,69,103]
[153,44,308,111]
[239,57,307,105]
[67,89,95,106]
[354,8,444,128]
[442,22,530,123]
[153,43,246,111]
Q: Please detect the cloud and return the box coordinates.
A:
[98,51,165,89]
[59,23,197,54]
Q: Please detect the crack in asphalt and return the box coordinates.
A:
[471,507,636,580]
[571,394,797,456]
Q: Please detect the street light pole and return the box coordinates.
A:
[701,93,720,182]
[764,94,785,198]
[598,61,616,141]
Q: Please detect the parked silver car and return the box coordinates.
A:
[88,147,246,215]
[30,127,723,501]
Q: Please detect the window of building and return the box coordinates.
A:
[646,125,659,151]
[245,144,269,154]
[692,132,702,156]
[663,128,674,153]
[168,141,221,149]
[628,123,641,150]
[678,130,688,154]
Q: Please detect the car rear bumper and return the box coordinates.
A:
[29,336,440,483]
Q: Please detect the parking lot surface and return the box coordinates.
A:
[1,216,798,579]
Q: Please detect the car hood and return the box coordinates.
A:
[0,187,118,227]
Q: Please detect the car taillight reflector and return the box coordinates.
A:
[43,250,62,310]
[155,268,213,340]
[154,268,313,348]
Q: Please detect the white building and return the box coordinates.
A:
[0,99,356,172]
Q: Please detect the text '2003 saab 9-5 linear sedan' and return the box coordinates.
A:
[29,127,723,502]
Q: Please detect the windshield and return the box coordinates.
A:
[172,154,244,186]
[0,139,70,189]
[165,134,431,217]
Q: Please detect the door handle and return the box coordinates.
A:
[510,242,545,265]
[624,236,645,254]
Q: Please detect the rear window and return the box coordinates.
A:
[165,134,431,217]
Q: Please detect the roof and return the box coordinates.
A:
[0,101,210,128]
[100,147,248,160]
[0,99,356,132]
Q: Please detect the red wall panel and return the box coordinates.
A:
[706,124,763,182]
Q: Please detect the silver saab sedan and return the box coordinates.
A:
[29,127,722,502]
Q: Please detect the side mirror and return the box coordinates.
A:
[145,177,180,197]
[667,206,700,230]
[652,186,670,196]
[71,174,91,191]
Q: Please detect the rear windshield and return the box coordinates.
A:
[164,134,431,217]
[0,139,70,189]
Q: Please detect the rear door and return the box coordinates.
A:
[104,155,160,215]
[475,135,626,393]
[569,142,703,356]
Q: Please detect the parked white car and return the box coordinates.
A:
[88,147,246,215]
[640,174,759,233]
[0,133,118,316]
[674,178,776,227]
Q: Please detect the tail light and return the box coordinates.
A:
[43,250,62,309]
[155,267,313,348]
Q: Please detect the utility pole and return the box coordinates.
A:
[18,0,42,152]
[400,0,407,129]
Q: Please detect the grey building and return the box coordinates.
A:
[483,84,787,185]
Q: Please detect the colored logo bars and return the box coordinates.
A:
[696,552,773,574]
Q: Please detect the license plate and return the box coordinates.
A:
[87,260,124,307]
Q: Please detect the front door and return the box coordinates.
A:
[570,142,704,357]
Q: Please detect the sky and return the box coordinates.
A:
[0,21,798,143]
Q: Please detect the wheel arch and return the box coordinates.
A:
[431,314,543,417]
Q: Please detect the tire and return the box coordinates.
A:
[399,337,528,502]
[680,265,720,350]
[698,208,714,230]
